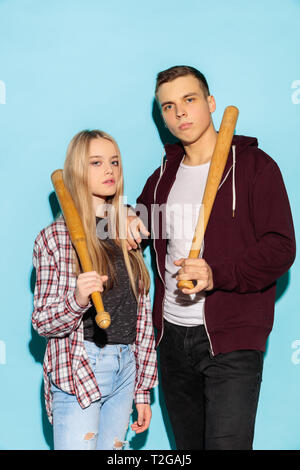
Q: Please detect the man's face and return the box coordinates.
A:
[157,75,216,145]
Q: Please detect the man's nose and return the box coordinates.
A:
[176,105,187,118]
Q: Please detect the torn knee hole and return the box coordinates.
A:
[113,437,127,449]
[84,432,96,441]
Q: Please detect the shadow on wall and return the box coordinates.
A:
[264,271,291,357]
[152,99,178,146]
[29,269,54,450]
[275,271,290,304]
[129,376,176,450]
[28,192,61,450]
[29,192,61,450]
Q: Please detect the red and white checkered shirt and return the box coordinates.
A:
[32,217,158,424]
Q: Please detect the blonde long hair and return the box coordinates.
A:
[63,129,150,297]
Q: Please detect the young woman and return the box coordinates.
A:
[32,130,158,450]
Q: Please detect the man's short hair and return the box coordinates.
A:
[155,65,210,99]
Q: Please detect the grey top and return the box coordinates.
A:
[83,218,137,347]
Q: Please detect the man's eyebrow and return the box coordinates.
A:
[160,92,199,107]
[183,92,199,98]
[160,100,173,107]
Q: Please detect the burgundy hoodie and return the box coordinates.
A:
[136,135,296,355]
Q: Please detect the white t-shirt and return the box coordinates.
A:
[164,159,210,326]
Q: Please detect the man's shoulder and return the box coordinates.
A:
[235,135,278,174]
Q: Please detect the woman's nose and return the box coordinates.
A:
[104,163,113,174]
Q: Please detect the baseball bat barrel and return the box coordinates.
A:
[51,169,111,329]
[178,105,239,291]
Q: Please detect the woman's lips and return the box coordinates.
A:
[103,179,115,185]
[179,122,193,130]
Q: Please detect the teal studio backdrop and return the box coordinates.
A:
[0,0,299,450]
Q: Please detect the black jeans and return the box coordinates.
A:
[159,320,264,450]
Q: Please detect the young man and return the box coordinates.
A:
[130,66,296,450]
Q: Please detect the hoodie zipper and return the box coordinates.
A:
[196,239,214,357]
[153,156,214,351]
[201,145,235,357]
[203,300,214,357]
[153,146,236,353]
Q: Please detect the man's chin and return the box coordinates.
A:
[179,135,202,146]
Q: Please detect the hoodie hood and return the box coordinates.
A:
[164,135,258,162]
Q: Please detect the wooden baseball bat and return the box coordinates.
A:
[51,169,111,329]
[177,105,239,291]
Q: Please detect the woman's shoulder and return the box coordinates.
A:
[33,216,70,256]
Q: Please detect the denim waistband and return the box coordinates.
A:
[83,340,133,355]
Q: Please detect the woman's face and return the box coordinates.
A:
[87,137,120,208]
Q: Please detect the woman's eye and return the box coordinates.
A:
[112,160,119,166]
[91,161,101,166]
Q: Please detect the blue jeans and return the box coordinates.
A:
[51,341,136,450]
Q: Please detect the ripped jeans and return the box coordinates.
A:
[51,341,136,450]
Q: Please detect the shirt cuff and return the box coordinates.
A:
[66,291,92,315]
[134,390,150,405]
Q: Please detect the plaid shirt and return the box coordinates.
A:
[32,217,158,424]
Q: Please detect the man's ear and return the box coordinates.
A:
[207,95,216,113]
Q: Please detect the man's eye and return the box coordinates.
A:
[186,98,194,103]
[164,105,172,111]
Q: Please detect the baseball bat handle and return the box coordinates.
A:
[177,250,199,291]
[177,106,239,292]
[51,170,111,329]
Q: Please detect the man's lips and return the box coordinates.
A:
[179,122,193,130]
[103,179,115,185]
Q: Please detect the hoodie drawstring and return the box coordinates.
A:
[162,144,237,218]
[232,145,236,218]
[160,150,167,177]
[217,144,236,218]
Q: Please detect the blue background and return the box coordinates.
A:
[0,0,299,450]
